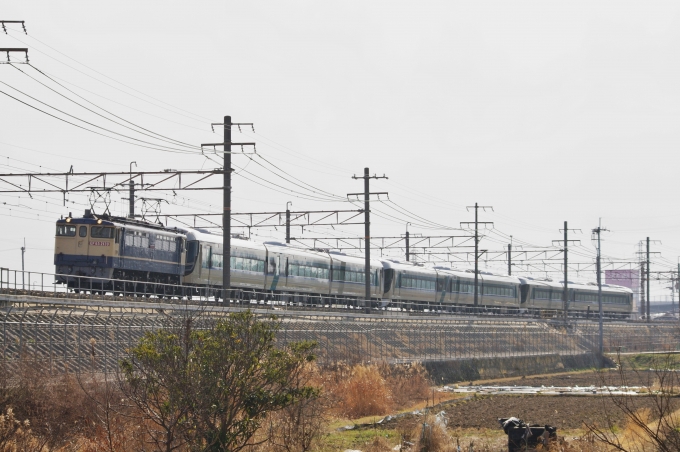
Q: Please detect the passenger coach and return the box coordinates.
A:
[53,211,635,318]
[519,276,633,317]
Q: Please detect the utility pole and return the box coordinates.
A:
[592,221,609,358]
[507,236,512,275]
[641,254,646,318]
[224,116,232,300]
[20,238,25,290]
[285,202,292,244]
[203,118,255,301]
[552,222,581,323]
[461,203,493,308]
[636,238,660,320]
[406,223,411,262]
[350,168,388,309]
[671,274,675,317]
[646,237,650,323]
[564,222,568,322]
[128,161,137,218]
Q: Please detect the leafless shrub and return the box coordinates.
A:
[257,362,329,452]
[380,362,431,408]
[411,415,452,452]
[0,355,94,449]
[333,364,393,418]
[585,352,680,452]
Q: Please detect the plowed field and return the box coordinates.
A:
[440,369,666,430]
[443,394,660,429]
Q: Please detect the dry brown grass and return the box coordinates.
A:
[364,434,394,452]
[334,364,393,418]
[380,362,431,408]
[324,362,433,419]
[0,360,98,450]
[409,415,461,452]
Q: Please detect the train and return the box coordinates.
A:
[53,210,634,317]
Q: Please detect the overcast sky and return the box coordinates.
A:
[1,1,679,300]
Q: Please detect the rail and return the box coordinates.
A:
[0,267,650,322]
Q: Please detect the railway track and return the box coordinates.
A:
[0,286,668,327]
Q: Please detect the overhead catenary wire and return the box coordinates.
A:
[0,85,202,155]
[36,70,211,133]
[0,77,202,153]
[11,63,204,151]
[0,140,129,168]
[6,30,213,124]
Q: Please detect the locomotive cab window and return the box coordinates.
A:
[91,227,114,238]
[56,225,76,237]
[79,226,87,237]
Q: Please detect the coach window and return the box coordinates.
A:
[91,227,114,238]
[212,253,223,269]
[79,226,87,237]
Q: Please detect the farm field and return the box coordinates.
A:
[322,364,672,451]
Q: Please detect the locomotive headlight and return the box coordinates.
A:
[97,219,102,224]
[65,217,71,223]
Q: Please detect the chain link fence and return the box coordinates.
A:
[1,301,678,374]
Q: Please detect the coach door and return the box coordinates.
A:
[200,245,211,282]
[77,224,89,257]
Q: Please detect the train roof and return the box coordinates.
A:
[516,277,563,289]
[57,214,186,237]
[435,266,522,284]
[325,251,383,268]
[569,281,634,294]
[379,259,444,276]
[182,228,264,251]
[263,241,332,262]
[517,276,633,294]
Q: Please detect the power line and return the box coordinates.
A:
[0,78,201,154]
[6,30,212,123]
[0,87,199,155]
[12,63,201,150]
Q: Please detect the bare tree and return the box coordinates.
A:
[585,352,680,452]
[266,362,328,452]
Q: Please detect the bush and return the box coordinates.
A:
[120,311,318,451]
[412,414,451,452]
[335,365,392,418]
[381,362,431,408]
[0,359,96,449]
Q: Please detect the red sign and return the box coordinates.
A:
[90,241,110,246]
[605,270,639,290]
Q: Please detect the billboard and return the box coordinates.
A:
[605,269,640,291]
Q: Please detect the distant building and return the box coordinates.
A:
[605,269,640,312]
